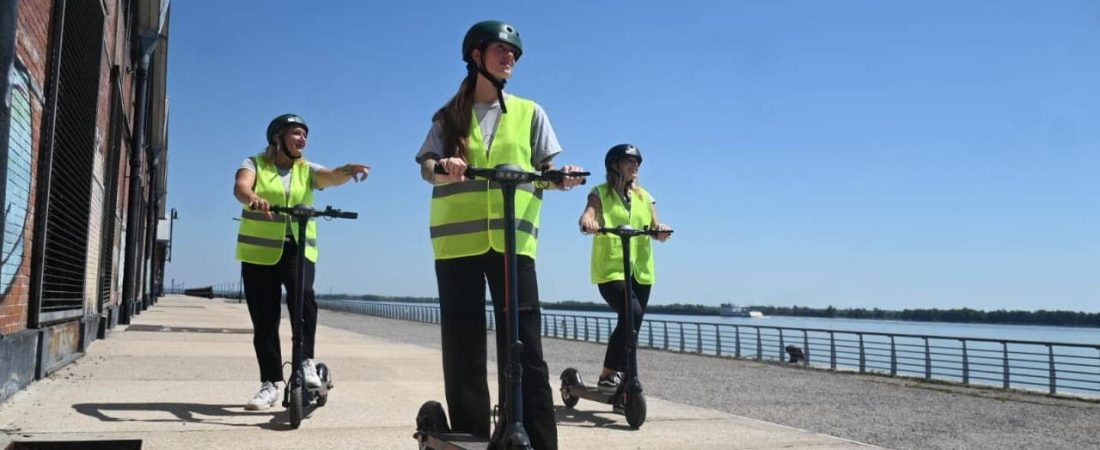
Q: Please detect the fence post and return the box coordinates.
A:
[961,339,969,385]
[734,326,741,358]
[830,332,836,370]
[696,323,702,354]
[1048,344,1056,394]
[803,330,810,366]
[890,336,897,376]
[779,329,786,365]
[858,333,866,374]
[584,317,589,342]
[924,337,932,380]
[756,327,762,361]
[663,322,669,350]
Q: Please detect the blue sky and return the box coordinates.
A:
[165,1,1100,311]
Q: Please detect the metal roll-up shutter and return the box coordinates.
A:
[30,0,105,325]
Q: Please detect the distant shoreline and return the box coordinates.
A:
[313,294,1100,328]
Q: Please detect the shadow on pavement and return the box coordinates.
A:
[72,403,293,430]
[553,405,635,430]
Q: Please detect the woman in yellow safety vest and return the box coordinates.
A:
[414,20,586,450]
[579,144,672,389]
[233,113,370,411]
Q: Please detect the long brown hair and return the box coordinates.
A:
[433,74,477,160]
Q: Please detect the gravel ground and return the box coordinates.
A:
[317,308,1099,450]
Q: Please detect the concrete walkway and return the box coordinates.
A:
[0,295,876,449]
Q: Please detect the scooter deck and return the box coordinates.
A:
[564,384,617,404]
[416,431,489,450]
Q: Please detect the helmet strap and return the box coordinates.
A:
[472,51,509,114]
[277,138,302,162]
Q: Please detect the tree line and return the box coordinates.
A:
[314,294,1100,328]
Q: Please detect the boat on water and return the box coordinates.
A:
[719,303,764,318]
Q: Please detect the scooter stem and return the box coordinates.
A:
[621,232,640,384]
[501,182,529,445]
[293,212,308,386]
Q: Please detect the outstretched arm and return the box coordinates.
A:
[316,163,371,189]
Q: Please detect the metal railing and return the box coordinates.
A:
[316,299,1100,397]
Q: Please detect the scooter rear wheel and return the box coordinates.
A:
[559,368,581,408]
[315,363,331,407]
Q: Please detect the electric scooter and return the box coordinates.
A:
[269,204,358,429]
[559,225,673,429]
[414,164,588,450]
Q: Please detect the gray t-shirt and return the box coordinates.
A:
[414,94,562,169]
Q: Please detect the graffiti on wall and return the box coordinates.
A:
[1,61,33,294]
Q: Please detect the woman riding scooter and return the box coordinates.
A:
[578,144,672,389]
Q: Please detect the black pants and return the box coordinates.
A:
[598,278,652,372]
[435,251,557,450]
[242,240,316,383]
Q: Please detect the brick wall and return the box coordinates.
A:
[0,0,52,336]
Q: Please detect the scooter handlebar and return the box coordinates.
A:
[596,226,674,237]
[433,162,589,185]
[267,205,358,220]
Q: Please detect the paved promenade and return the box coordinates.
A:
[0,295,872,449]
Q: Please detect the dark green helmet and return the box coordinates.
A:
[266,113,309,145]
[462,20,523,63]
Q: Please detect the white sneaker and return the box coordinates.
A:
[303,359,323,388]
[245,381,279,410]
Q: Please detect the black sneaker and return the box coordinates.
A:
[598,371,622,389]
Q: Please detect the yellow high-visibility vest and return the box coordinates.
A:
[591,183,655,284]
[429,95,542,260]
[236,155,317,264]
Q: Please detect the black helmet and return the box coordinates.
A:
[266,114,309,145]
[604,144,643,174]
[462,20,523,63]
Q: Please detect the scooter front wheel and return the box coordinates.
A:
[623,389,647,429]
[415,400,450,433]
[288,385,304,428]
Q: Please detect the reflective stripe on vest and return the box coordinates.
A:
[590,183,655,284]
[236,155,318,264]
[429,95,541,260]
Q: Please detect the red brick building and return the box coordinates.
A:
[0,0,171,403]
